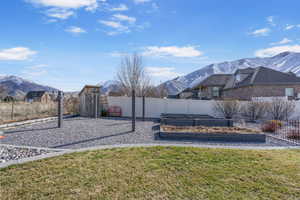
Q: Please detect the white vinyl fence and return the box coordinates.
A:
[108,96,216,118]
[108,96,300,119]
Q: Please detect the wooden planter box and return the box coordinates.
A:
[159,131,266,143]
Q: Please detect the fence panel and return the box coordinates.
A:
[107,97,216,118]
[275,120,300,145]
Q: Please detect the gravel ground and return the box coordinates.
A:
[0,145,54,163]
[0,117,287,149]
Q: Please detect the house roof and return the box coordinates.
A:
[26,91,47,99]
[224,66,300,89]
[234,67,255,75]
[193,74,232,89]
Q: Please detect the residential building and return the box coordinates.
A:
[25,91,52,103]
[178,67,300,100]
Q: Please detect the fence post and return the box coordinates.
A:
[132,89,136,132]
[58,91,63,128]
[11,100,14,120]
[142,95,145,121]
[94,93,98,118]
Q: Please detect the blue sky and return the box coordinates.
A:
[1,0,300,91]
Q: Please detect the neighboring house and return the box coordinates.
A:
[177,74,232,100]
[25,91,52,103]
[3,96,15,102]
[79,85,102,117]
[179,66,300,100]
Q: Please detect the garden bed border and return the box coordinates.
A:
[159,131,266,143]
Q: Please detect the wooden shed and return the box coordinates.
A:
[79,85,102,118]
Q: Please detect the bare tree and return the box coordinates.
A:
[0,85,7,100]
[142,85,168,98]
[240,101,268,122]
[213,100,241,119]
[116,53,151,129]
[0,85,4,93]
[155,84,168,98]
[266,98,296,120]
[117,53,150,97]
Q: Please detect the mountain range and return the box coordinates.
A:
[2,51,300,97]
[159,51,300,95]
[0,75,58,98]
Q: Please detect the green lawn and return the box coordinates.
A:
[1,147,300,200]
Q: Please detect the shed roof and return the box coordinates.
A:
[79,85,101,96]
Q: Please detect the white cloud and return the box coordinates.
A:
[143,46,203,58]
[249,28,270,37]
[99,20,128,30]
[255,45,300,57]
[151,2,159,10]
[99,20,130,35]
[22,64,48,77]
[112,14,136,24]
[146,67,183,78]
[45,8,75,19]
[109,4,128,11]
[100,14,140,35]
[133,0,151,4]
[0,47,37,61]
[65,26,87,34]
[266,16,275,26]
[27,0,99,10]
[285,24,295,30]
[270,38,292,45]
[26,0,104,20]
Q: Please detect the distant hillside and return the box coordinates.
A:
[159,51,300,95]
[0,75,58,98]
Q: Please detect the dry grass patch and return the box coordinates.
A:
[161,125,260,134]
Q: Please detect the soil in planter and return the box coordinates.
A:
[161,125,260,134]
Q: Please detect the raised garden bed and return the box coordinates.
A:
[160,113,233,127]
[160,125,265,143]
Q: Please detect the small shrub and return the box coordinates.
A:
[213,100,241,119]
[101,109,108,117]
[240,101,268,122]
[287,130,300,140]
[261,120,283,133]
[266,98,296,120]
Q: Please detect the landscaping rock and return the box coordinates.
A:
[0,145,53,163]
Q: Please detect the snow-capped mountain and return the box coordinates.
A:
[0,75,58,98]
[160,51,300,95]
[99,80,121,94]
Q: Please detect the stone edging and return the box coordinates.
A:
[0,115,78,130]
[1,143,300,169]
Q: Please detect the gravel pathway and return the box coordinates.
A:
[0,117,288,149]
[0,145,56,163]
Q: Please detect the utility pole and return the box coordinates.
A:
[58,91,63,128]
[132,89,136,131]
